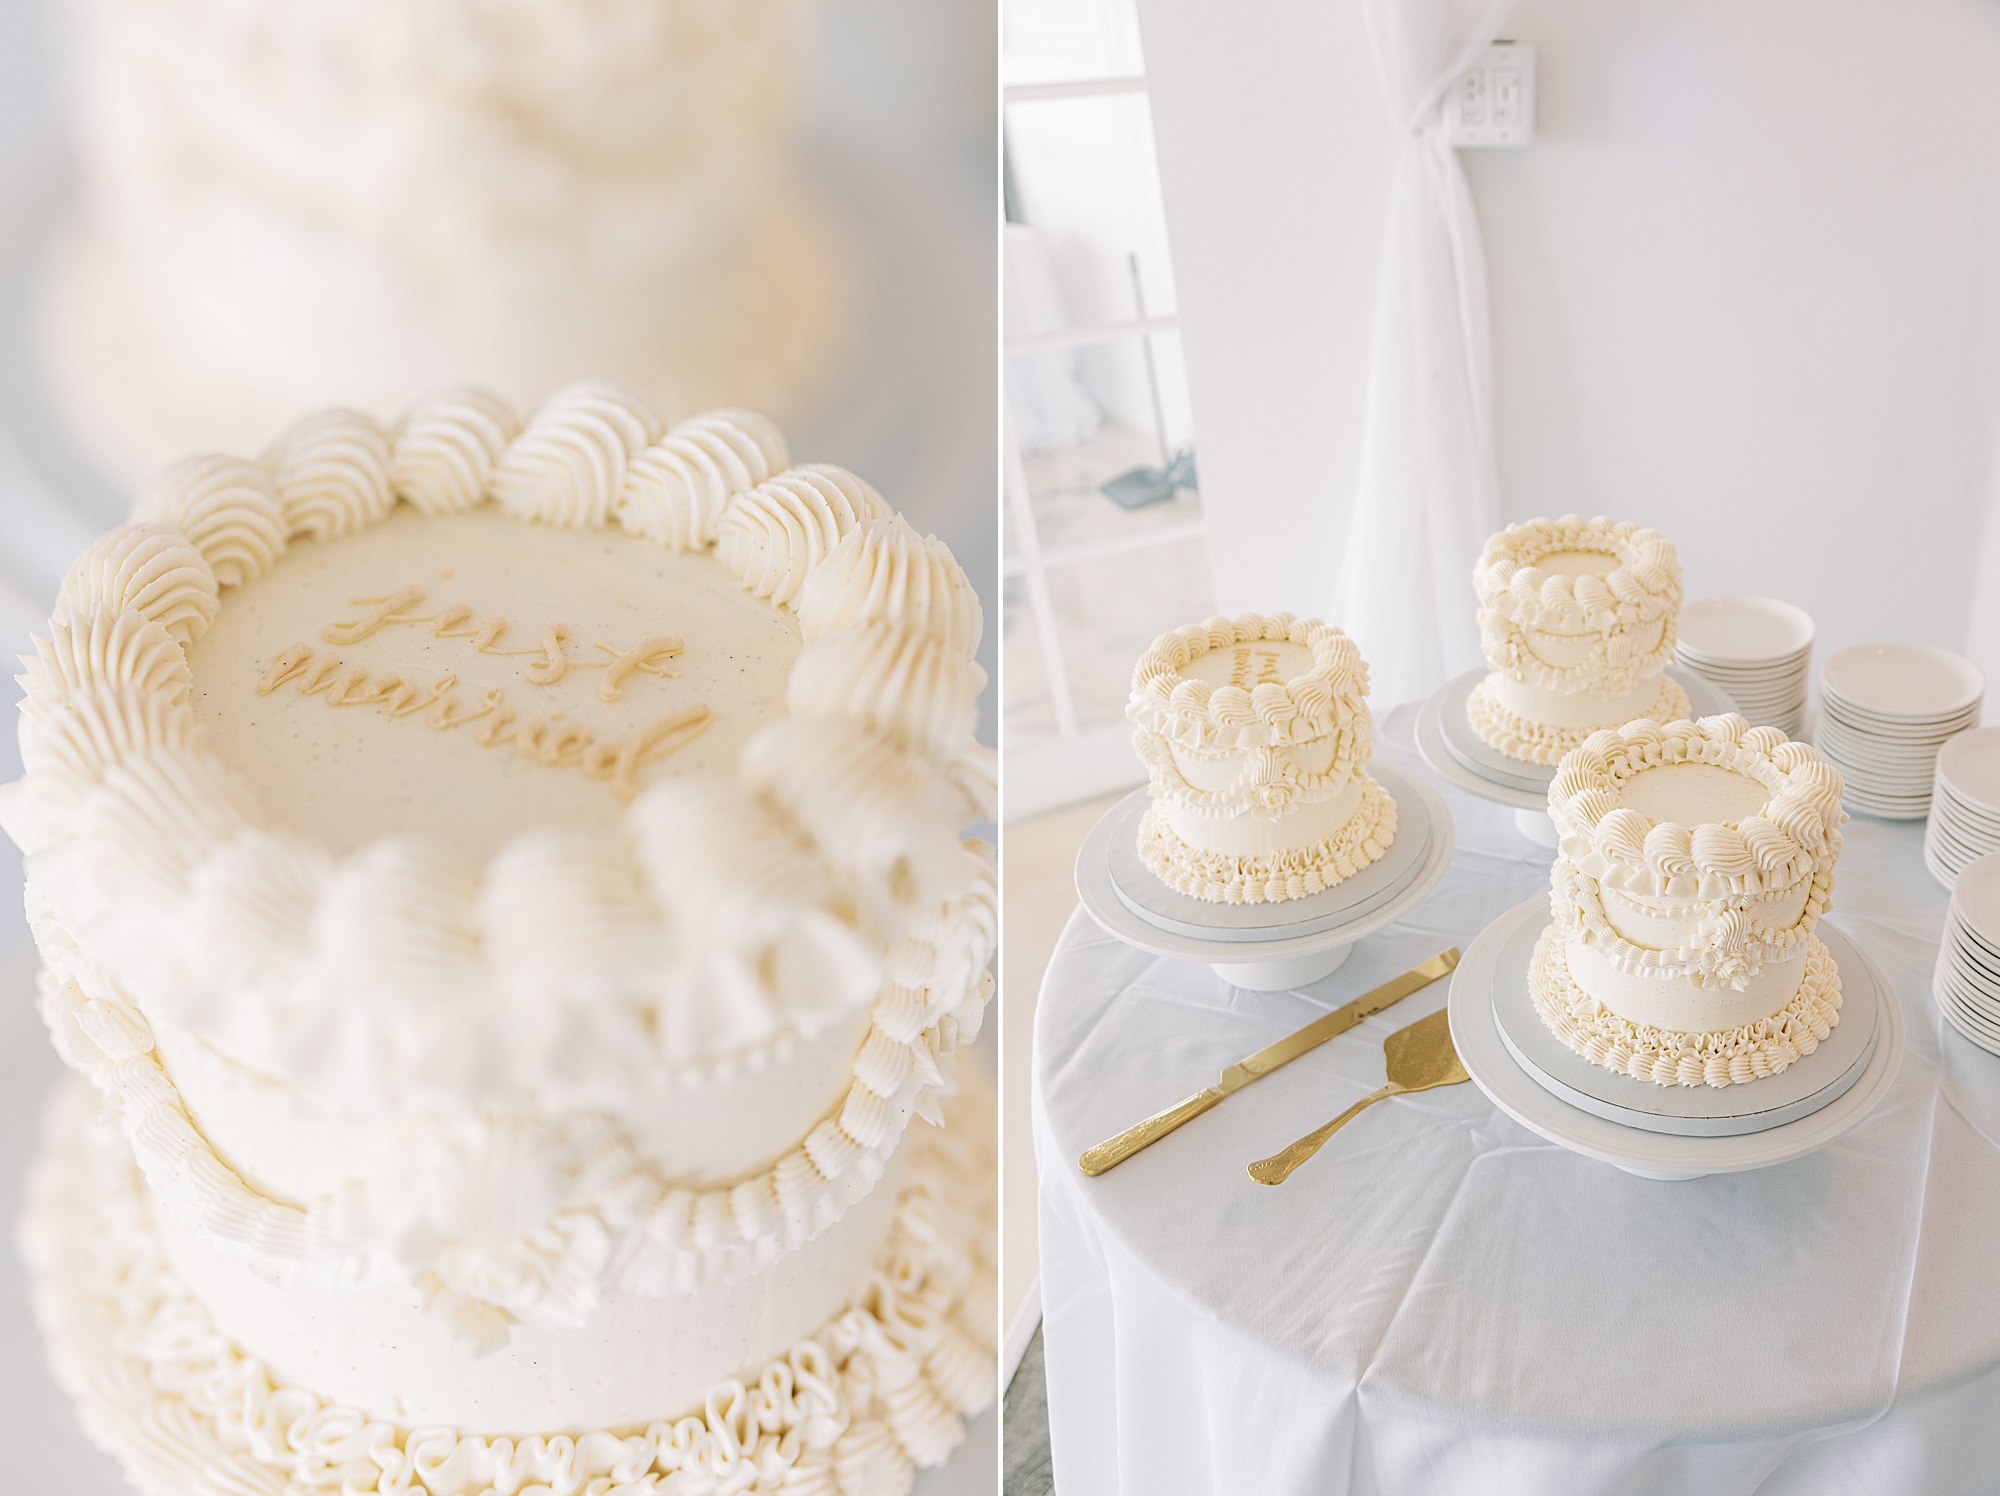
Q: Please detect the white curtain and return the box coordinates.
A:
[1329,0,1514,709]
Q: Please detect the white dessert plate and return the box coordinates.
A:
[1448,898,1904,1181]
[1937,729,2000,813]
[1952,853,2000,938]
[1820,643,1984,720]
[1076,773,1456,991]
[1937,987,2000,1056]
[1676,596,1815,664]
[1489,913,1879,1137]
[1102,763,1434,942]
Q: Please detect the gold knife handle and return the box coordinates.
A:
[1079,1088,1225,1176]
[1246,1081,1407,1186]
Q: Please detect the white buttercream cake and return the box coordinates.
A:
[1127,614,1396,905]
[40,0,846,483]
[1531,714,1847,1088]
[5,381,997,1494]
[1468,515,1691,765]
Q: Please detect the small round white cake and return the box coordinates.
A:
[5,381,996,1495]
[1468,515,1691,765]
[1126,614,1396,905]
[39,0,847,483]
[1530,714,1848,1088]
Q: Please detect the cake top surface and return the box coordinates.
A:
[1474,515,1681,631]
[1547,714,1845,900]
[187,505,799,861]
[1127,612,1371,751]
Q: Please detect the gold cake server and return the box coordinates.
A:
[1247,1006,1469,1185]
[1076,948,1459,1177]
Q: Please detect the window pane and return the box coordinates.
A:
[1046,535,1216,732]
[1004,92,1178,319]
[1002,0,1145,87]
[1005,326,1198,556]
[1003,574,1062,746]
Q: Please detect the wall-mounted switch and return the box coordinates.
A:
[1446,42,1535,147]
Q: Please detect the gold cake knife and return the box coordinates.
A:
[1075,948,1459,1177]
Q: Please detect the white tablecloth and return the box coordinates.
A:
[1034,704,2000,1496]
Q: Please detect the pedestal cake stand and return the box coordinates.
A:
[1075,762,1453,991]
[1446,897,1903,1180]
[1416,664,1735,847]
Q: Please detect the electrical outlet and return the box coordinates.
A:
[1446,41,1535,148]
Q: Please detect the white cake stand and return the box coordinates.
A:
[1075,765,1454,991]
[1446,897,1904,1180]
[1416,664,1736,847]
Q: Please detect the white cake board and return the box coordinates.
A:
[1075,774,1455,991]
[1447,897,1904,1179]
[1102,762,1435,942]
[1488,909,1881,1136]
[1416,665,1738,841]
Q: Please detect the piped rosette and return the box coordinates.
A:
[1468,515,1687,765]
[1125,613,1397,904]
[0,381,995,1344]
[1532,714,1848,1087]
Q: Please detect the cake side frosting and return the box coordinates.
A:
[1466,671,1691,766]
[4,383,995,1351]
[1532,714,1848,1087]
[21,1072,998,1493]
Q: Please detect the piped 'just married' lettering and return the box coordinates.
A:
[255,585,711,800]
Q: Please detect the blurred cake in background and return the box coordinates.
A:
[37,0,849,483]
[1468,515,1689,766]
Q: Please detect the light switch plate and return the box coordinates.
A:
[1446,41,1535,148]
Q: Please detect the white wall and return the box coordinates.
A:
[1134,0,2000,704]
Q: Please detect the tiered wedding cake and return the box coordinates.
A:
[40,0,845,481]
[1127,614,1395,905]
[1468,516,1691,765]
[1531,714,1847,1087]
[7,382,997,1495]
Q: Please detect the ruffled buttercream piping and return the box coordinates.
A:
[742,717,980,916]
[19,610,191,722]
[786,622,984,764]
[130,454,288,587]
[390,386,522,515]
[22,1072,997,1496]
[796,515,983,657]
[1126,612,1372,752]
[491,379,669,528]
[17,683,204,803]
[718,466,892,607]
[1549,851,1837,991]
[53,523,219,646]
[263,407,396,542]
[1137,775,1397,905]
[1529,923,1842,1087]
[1133,722,1364,821]
[1466,671,1691,765]
[1546,715,1847,900]
[1474,516,1682,696]
[618,408,792,550]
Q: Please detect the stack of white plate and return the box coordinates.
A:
[1673,596,1814,738]
[1933,851,2000,1055]
[1924,728,2000,888]
[1815,643,1984,819]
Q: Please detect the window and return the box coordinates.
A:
[1002,0,1214,818]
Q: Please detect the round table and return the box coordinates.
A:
[1033,703,2000,1496]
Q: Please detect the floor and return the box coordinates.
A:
[1001,1326,1055,1496]
[1001,788,1127,1339]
